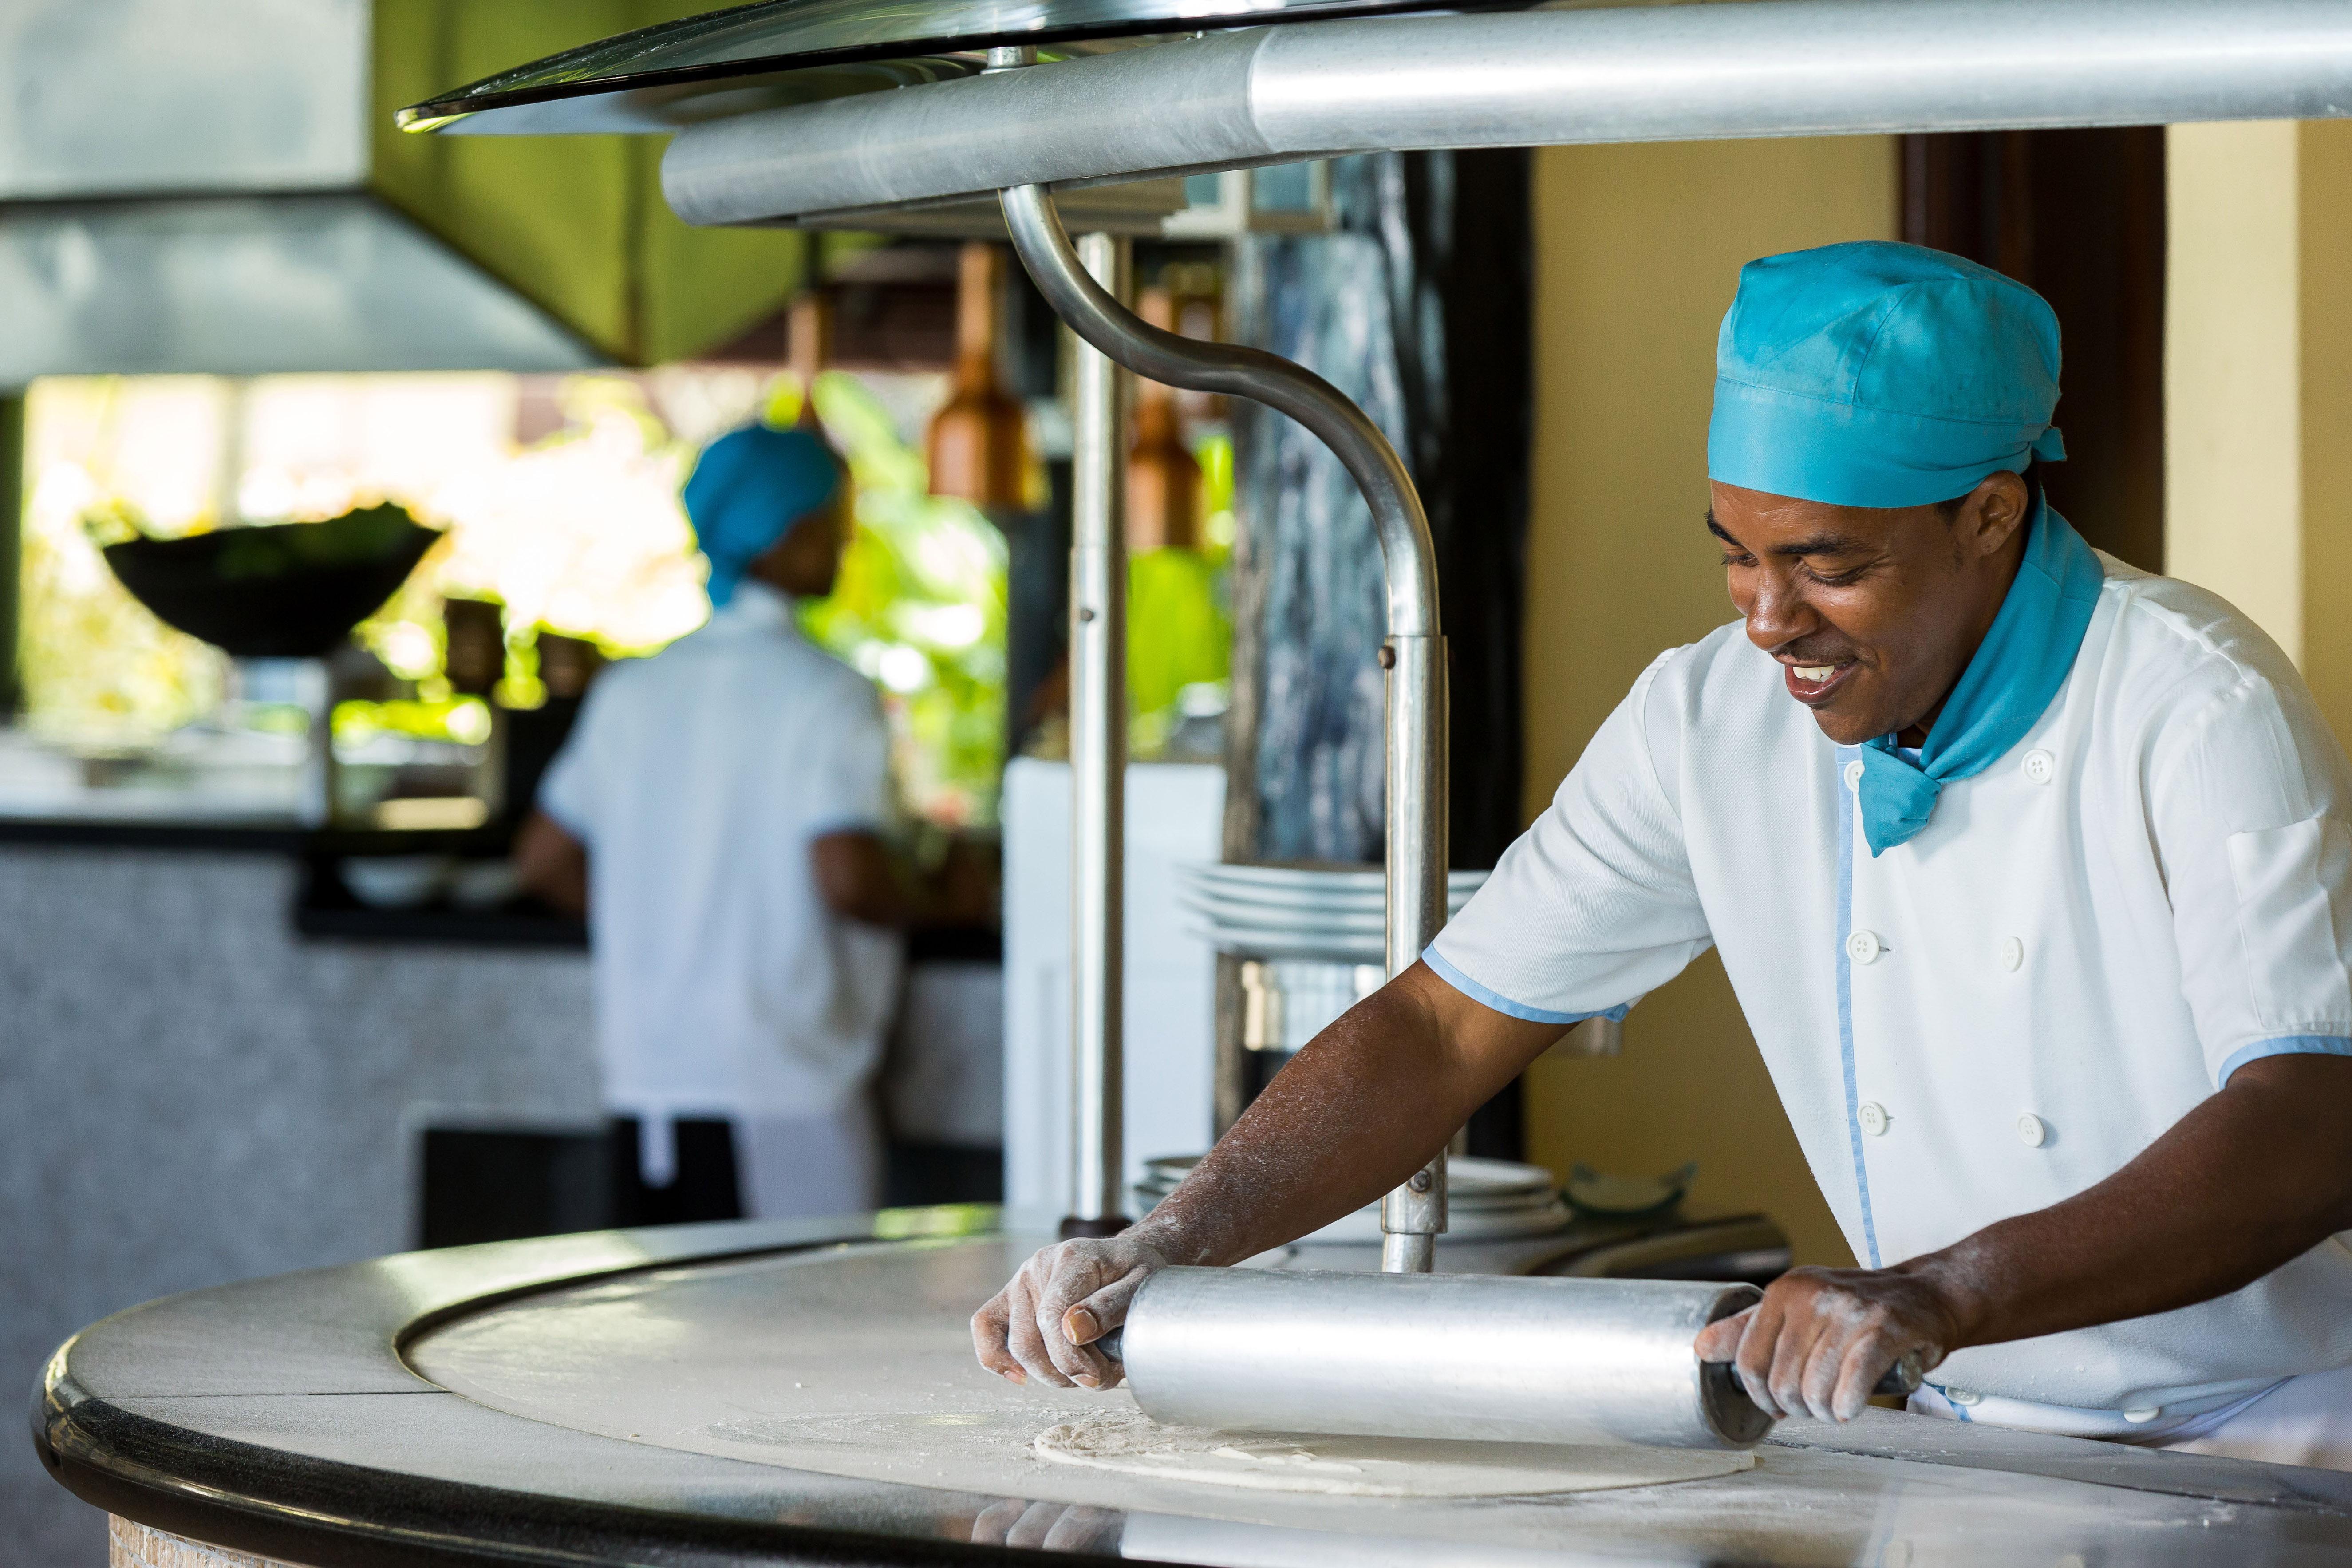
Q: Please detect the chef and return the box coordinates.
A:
[973,243,2352,1470]
[516,423,985,1225]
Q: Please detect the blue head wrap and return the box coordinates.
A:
[1708,242,2103,855]
[1709,241,2067,508]
[683,425,843,608]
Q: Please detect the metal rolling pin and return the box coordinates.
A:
[1093,1268,1926,1451]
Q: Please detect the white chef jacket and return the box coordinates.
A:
[1431,554,2352,1434]
[539,581,903,1144]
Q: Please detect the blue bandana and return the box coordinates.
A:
[1856,501,2103,855]
[683,425,842,607]
[1706,241,2097,854]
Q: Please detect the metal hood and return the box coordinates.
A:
[0,0,817,385]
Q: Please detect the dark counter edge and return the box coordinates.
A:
[36,1220,2352,1568]
[34,1212,1109,1568]
[0,817,1002,959]
[0,815,497,854]
[32,1213,1101,1568]
[43,1400,1064,1568]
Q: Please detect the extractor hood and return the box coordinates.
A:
[0,0,818,384]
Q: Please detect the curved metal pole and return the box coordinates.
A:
[1001,182,1449,1271]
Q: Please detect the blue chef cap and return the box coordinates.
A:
[1708,241,2067,509]
[683,424,844,607]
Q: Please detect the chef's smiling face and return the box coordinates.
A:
[1710,472,2033,747]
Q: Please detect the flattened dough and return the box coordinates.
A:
[1034,1412,1753,1497]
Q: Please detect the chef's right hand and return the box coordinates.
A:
[971,1234,1170,1390]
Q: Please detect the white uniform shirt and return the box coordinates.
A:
[1432,556,2352,1434]
[539,581,902,1134]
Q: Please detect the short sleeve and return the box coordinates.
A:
[534,689,605,842]
[2156,673,2352,1085]
[1427,653,1713,1023]
[800,683,891,837]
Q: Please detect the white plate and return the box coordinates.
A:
[1132,1193,1573,1243]
[1184,923,1386,961]
[1178,895,1390,934]
[1181,863,1488,895]
[1177,889,1482,924]
[1139,1155,1555,1200]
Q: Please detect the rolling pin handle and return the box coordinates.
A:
[1703,1348,1923,1400]
[1094,1326,1124,1365]
[1875,1350,1926,1398]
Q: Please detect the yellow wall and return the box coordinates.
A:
[2164,122,2303,663]
[2306,122,2352,743]
[2164,119,2352,745]
[1521,137,1899,1269]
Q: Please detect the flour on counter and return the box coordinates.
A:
[1034,1411,1754,1497]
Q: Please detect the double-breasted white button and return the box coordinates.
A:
[1999,936,2024,972]
[1847,929,1884,964]
[2022,748,2055,784]
[1946,1387,1984,1407]
[2122,1406,2163,1425]
[1843,759,1865,792]
[1858,1101,1890,1136]
[2016,1112,2049,1147]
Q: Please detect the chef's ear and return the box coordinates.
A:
[1957,470,2032,560]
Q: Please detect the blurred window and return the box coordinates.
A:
[16,367,1005,826]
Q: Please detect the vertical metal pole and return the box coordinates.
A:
[1379,633,1448,1272]
[1063,230,1132,1239]
[1000,187,1448,1265]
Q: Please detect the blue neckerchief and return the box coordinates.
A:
[1856,502,2103,856]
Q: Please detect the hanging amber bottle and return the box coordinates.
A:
[1126,285,1201,550]
[926,242,1030,507]
[784,289,832,428]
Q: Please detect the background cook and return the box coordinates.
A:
[515,423,989,1224]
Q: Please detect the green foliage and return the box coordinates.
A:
[796,371,1007,827]
[1129,547,1230,749]
[210,503,432,579]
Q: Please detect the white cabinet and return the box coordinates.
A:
[1002,758,1224,1220]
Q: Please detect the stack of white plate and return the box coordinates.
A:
[1176,861,1488,961]
[1133,1154,1571,1243]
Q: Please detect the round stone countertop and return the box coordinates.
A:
[35,1213,2352,1566]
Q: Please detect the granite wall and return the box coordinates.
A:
[0,844,599,1564]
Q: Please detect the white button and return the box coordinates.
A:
[2123,1406,2163,1425]
[1847,929,1883,964]
[1843,759,1865,792]
[2017,1112,2049,1148]
[1946,1386,1983,1407]
[1858,1101,1890,1136]
[2022,748,2055,784]
[1999,936,2024,972]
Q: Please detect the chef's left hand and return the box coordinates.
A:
[1692,1265,1963,1424]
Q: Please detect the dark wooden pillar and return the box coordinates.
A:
[0,394,21,718]
[1901,129,2167,572]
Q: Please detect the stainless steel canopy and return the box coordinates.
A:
[392,0,1496,135]
[405,0,2352,218]
[659,0,2352,229]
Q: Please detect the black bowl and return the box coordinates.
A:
[103,506,441,660]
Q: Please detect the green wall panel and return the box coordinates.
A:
[372,0,809,365]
